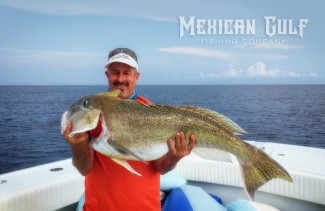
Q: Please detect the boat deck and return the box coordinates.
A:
[176,141,325,210]
[0,141,324,211]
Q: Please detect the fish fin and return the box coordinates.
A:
[139,102,152,107]
[179,106,247,135]
[70,110,101,135]
[216,113,248,135]
[110,143,148,164]
[107,89,121,97]
[111,158,142,176]
[238,143,293,200]
[193,147,234,162]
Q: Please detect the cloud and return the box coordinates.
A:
[247,62,301,77]
[0,48,102,65]
[0,0,174,21]
[310,73,318,77]
[249,43,305,50]
[157,47,231,60]
[200,64,243,79]
[0,47,101,58]
[199,62,313,79]
[147,15,176,22]
[0,0,99,16]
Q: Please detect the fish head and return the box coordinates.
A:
[61,90,123,140]
[61,94,104,137]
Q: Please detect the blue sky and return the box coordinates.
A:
[0,0,324,85]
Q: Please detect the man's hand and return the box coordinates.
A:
[167,132,196,162]
[155,131,196,174]
[63,122,94,176]
[63,122,89,145]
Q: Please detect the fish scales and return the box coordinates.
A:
[106,100,235,153]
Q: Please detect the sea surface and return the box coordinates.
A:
[0,85,324,174]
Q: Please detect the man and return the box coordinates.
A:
[64,48,196,210]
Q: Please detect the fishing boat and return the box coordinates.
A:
[0,141,324,211]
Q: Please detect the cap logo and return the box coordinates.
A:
[111,53,133,61]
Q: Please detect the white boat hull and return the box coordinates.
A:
[0,141,324,211]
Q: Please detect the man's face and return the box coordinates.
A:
[105,62,140,99]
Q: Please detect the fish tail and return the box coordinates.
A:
[239,147,293,200]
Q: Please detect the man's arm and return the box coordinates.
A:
[154,132,196,175]
[64,122,94,176]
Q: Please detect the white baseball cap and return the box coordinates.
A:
[105,52,138,71]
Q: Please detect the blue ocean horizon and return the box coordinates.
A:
[0,85,324,174]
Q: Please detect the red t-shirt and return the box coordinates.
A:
[84,96,160,211]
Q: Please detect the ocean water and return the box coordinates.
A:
[0,85,324,174]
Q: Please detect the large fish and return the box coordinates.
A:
[61,89,292,199]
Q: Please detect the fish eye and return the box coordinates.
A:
[81,99,89,108]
